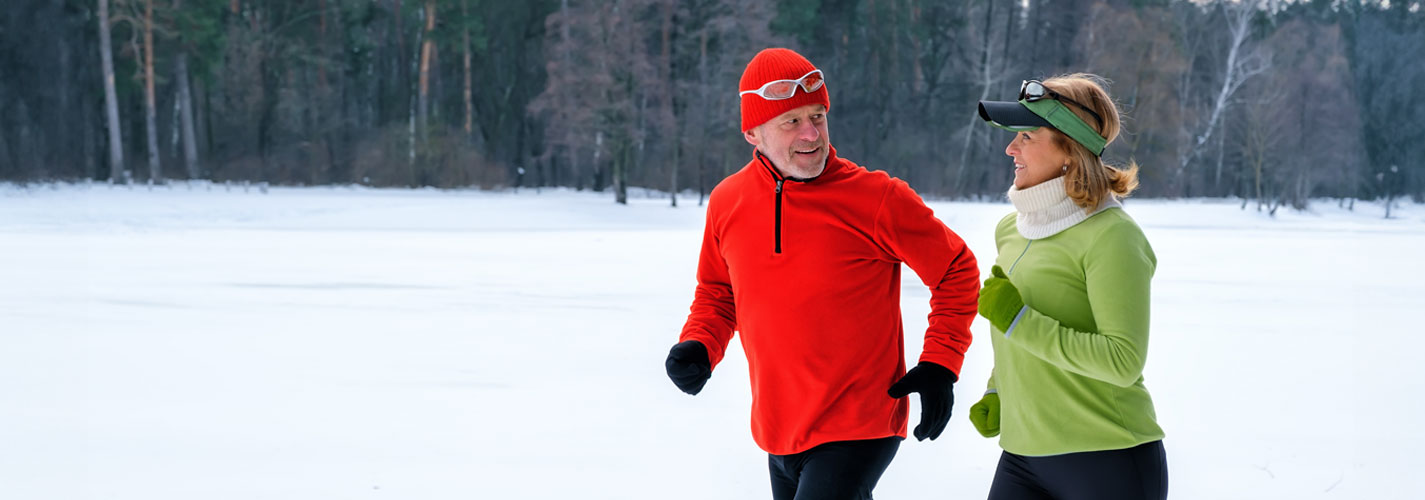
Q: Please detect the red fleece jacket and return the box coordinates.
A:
[679,146,979,455]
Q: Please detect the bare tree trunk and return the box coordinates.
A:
[1213,123,1225,193]
[169,74,181,159]
[1174,1,1267,192]
[592,130,602,192]
[0,100,12,175]
[407,4,419,172]
[1254,157,1263,212]
[954,1,997,196]
[697,25,708,206]
[395,0,408,119]
[318,0,327,88]
[143,0,162,184]
[462,0,473,139]
[418,0,435,138]
[99,0,126,183]
[83,90,98,179]
[910,4,924,95]
[614,141,628,205]
[558,0,578,188]
[592,2,605,194]
[660,0,677,207]
[176,51,200,179]
[196,75,210,154]
[315,0,335,179]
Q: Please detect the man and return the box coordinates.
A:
[664,47,980,499]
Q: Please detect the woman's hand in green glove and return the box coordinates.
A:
[968,392,1000,438]
[978,265,1024,333]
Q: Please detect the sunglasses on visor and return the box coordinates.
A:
[1020,80,1104,130]
[739,70,825,100]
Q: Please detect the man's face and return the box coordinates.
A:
[744,104,830,179]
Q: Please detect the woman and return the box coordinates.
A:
[969,73,1167,500]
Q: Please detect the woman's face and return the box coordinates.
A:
[1005,127,1069,190]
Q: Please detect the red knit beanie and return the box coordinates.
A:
[739,48,830,132]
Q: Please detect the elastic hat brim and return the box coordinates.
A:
[978,100,1052,130]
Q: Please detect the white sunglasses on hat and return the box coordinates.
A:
[738,70,825,100]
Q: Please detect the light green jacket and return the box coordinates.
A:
[987,207,1164,456]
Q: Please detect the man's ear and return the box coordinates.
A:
[743,126,761,147]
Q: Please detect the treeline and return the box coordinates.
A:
[0,0,1421,211]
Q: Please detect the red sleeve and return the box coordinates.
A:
[678,203,737,369]
[873,180,979,375]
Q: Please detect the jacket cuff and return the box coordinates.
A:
[917,350,965,379]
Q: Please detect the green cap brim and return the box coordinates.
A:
[978,99,1106,156]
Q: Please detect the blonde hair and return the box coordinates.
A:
[1041,73,1140,212]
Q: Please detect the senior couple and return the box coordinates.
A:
[664,47,1165,500]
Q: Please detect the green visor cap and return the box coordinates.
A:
[978,98,1107,156]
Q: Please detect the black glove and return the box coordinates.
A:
[887,361,957,441]
[665,340,711,395]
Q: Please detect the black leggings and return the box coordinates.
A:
[989,440,1168,500]
[768,436,901,500]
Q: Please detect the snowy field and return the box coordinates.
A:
[2,182,1423,499]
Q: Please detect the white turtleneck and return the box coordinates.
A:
[1006,176,1121,240]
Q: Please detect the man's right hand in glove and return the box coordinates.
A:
[665,340,711,395]
[887,361,957,441]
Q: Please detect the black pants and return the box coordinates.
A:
[988,440,1168,500]
[768,436,901,500]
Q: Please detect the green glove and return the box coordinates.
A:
[978,265,1024,333]
[968,392,1001,438]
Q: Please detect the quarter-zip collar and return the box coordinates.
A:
[752,145,846,185]
[753,145,844,255]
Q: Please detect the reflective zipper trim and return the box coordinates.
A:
[1004,241,1032,337]
[1008,240,1032,275]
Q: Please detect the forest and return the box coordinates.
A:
[0,0,1421,212]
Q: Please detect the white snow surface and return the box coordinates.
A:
[2,182,1423,499]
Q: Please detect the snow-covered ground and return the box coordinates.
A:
[2,182,1422,499]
